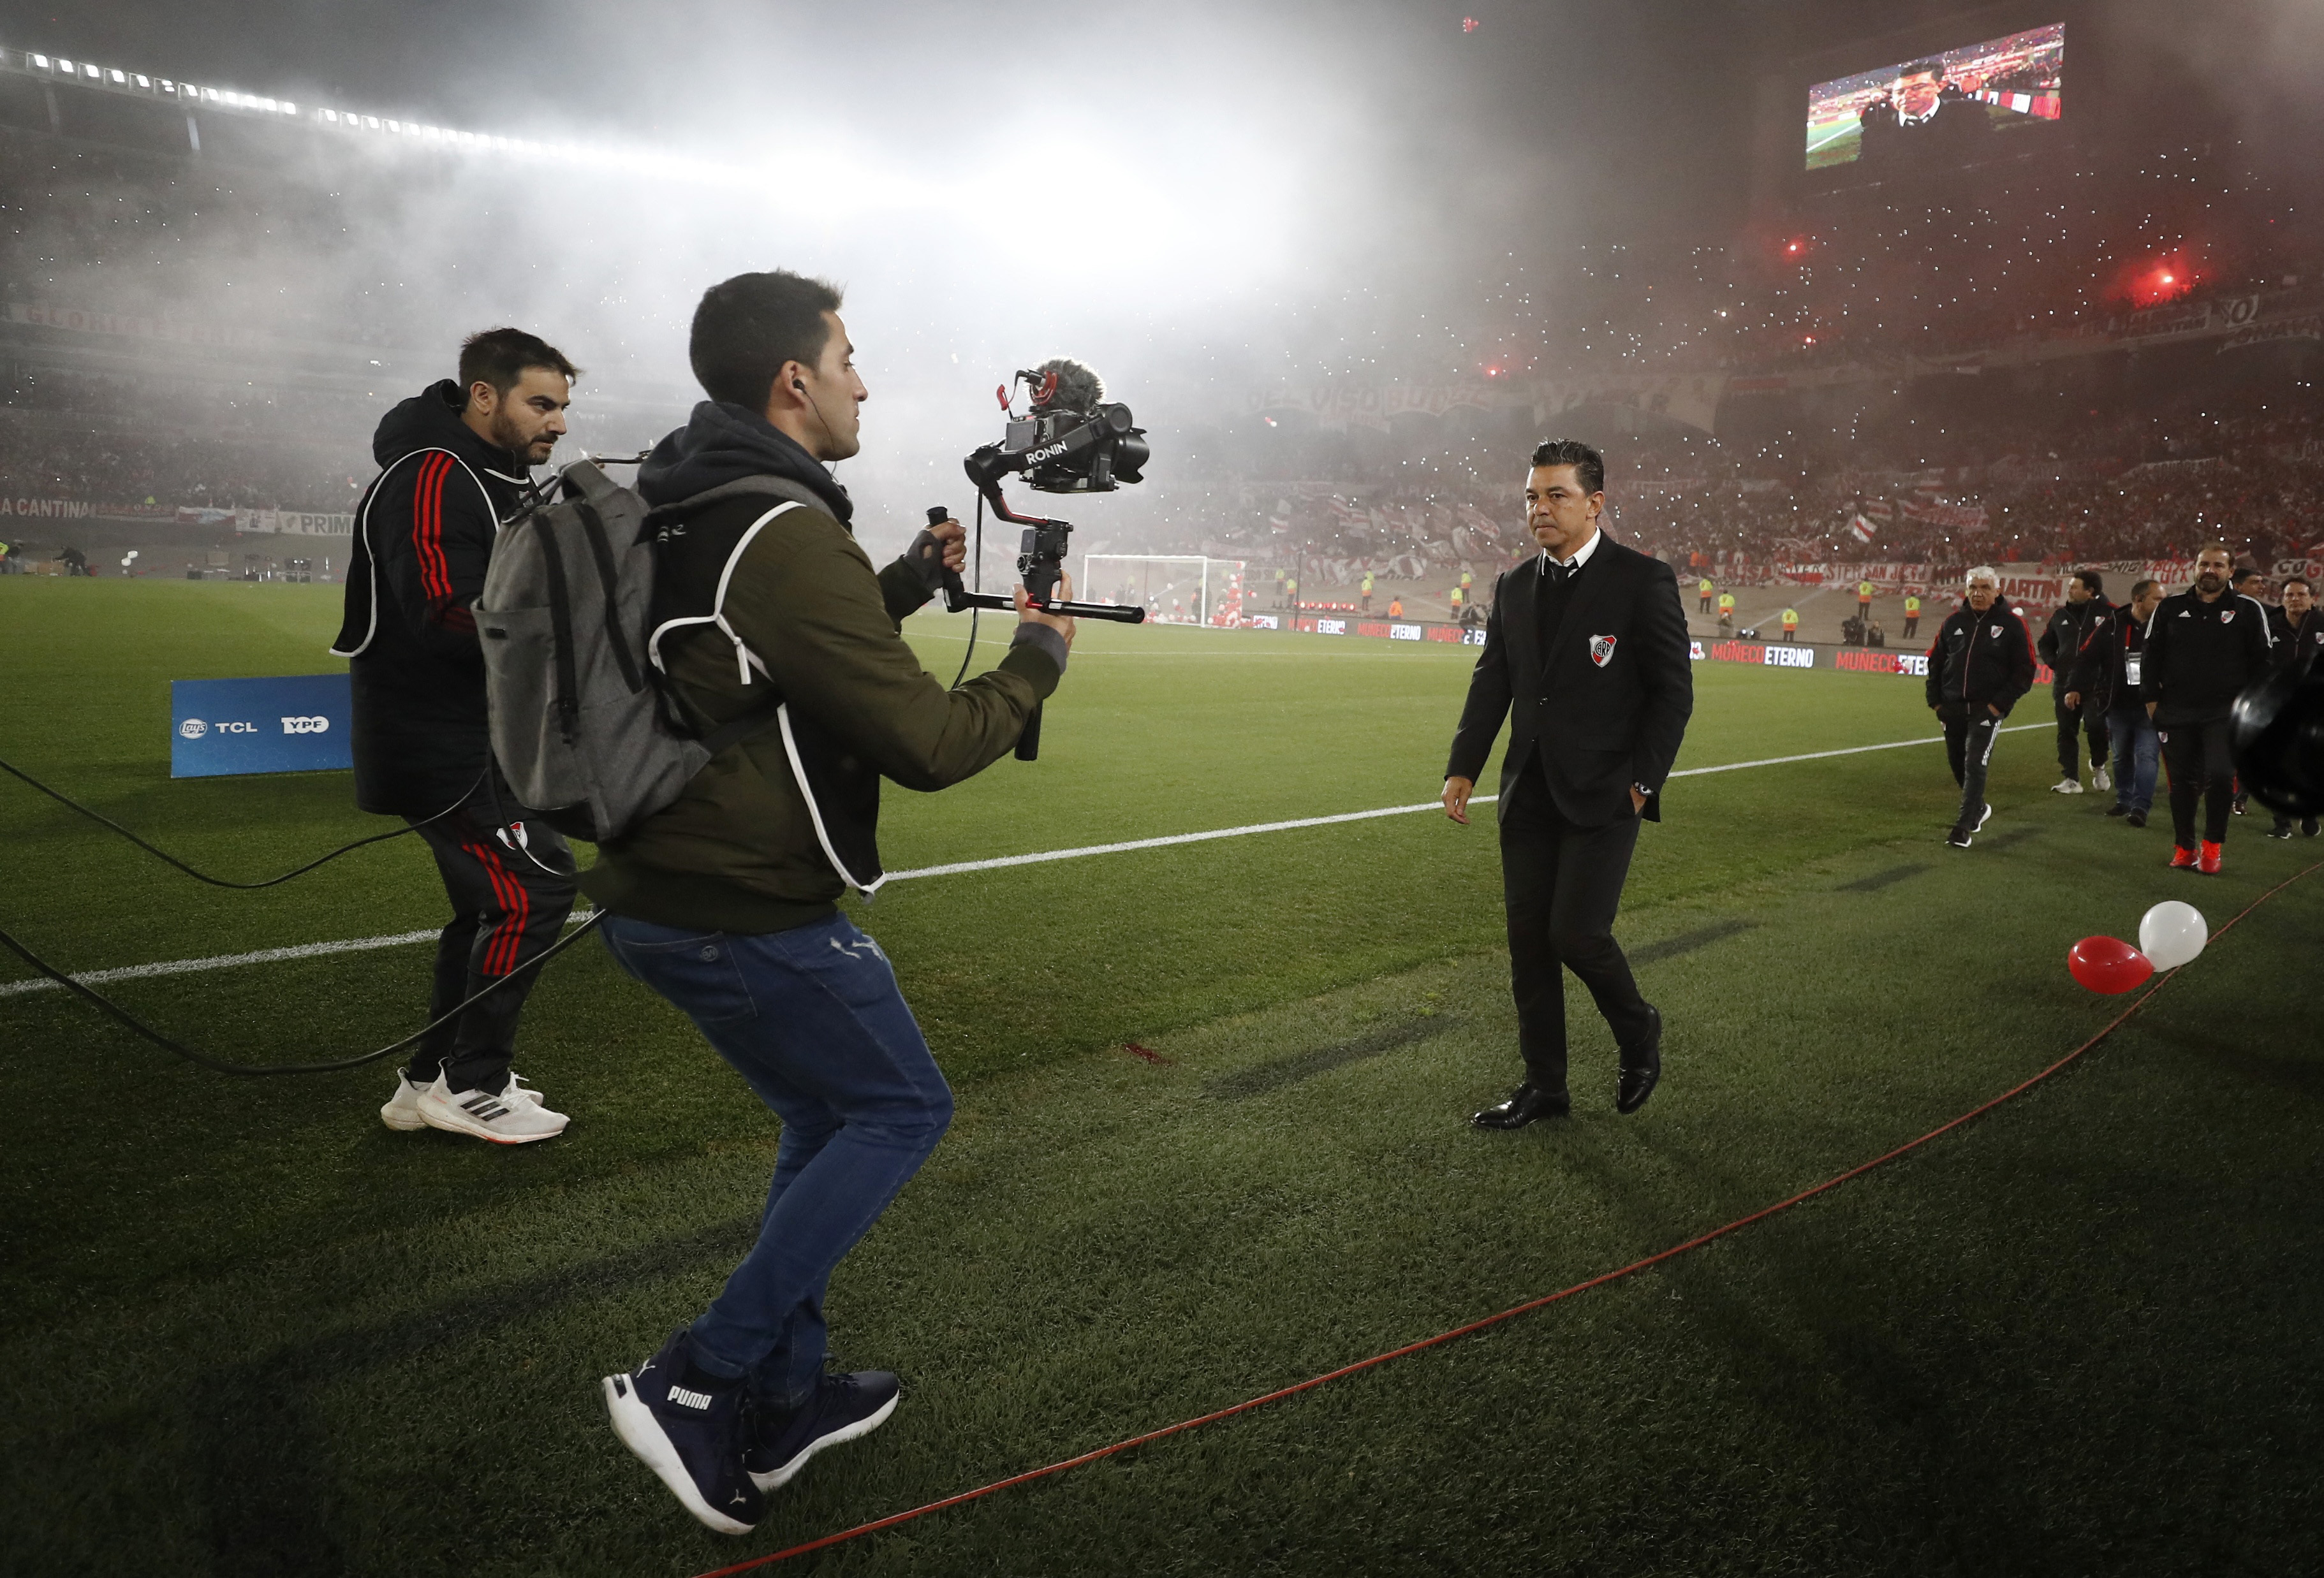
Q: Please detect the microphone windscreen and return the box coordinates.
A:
[1029,358,1106,412]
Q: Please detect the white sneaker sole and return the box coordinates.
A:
[749,1391,900,1493]
[603,1373,755,1536]
[379,1100,428,1132]
[418,1095,567,1145]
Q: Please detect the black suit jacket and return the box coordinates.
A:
[1445,536,1694,826]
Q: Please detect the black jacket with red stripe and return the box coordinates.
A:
[1923,594,2037,715]
[331,381,536,816]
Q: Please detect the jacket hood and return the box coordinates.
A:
[371,379,528,479]
[637,400,853,526]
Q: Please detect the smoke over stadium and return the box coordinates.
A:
[5,1,2324,1572]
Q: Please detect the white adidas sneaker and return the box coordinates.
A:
[2051,778,2085,794]
[382,1068,550,1132]
[416,1072,570,1144]
[2092,766,2112,793]
[380,1069,429,1132]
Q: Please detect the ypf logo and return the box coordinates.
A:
[281,715,331,734]
[179,718,209,740]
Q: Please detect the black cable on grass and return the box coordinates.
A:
[0,912,604,1076]
[0,756,477,889]
[950,492,985,690]
[687,861,2324,1577]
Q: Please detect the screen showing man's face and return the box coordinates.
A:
[1897,71,1942,117]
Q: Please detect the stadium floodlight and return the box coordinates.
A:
[321,108,336,122]
[29,53,47,68]
[204,87,219,100]
[82,63,98,78]
[54,57,70,72]
[134,73,150,87]
[280,101,295,114]
[108,68,126,83]
[363,115,378,128]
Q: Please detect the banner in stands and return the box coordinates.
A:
[2119,301,2214,341]
[2220,314,2321,353]
[1533,374,1726,435]
[170,673,353,779]
[0,495,96,519]
[232,509,357,536]
[1249,383,1517,430]
[7,301,267,349]
[1249,373,1726,435]
[1775,558,2198,604]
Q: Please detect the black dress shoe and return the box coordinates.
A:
[1616,1005,1663,1115]
[1471,1083,1570,1129]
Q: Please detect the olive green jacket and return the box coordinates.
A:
[578,497,1060,933]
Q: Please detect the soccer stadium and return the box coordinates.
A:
[4,3,2321,1574]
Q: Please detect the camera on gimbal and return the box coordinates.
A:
[956,360,1149,608]
[932,358,1151,761]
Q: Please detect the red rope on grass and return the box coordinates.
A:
[692,859,2322,1577]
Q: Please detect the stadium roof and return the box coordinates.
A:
[0,43,567,161]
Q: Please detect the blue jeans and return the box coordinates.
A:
[599,910,952,1407]
[2106,704,2158,813]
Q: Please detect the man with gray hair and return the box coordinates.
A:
[1924,566,2036,848]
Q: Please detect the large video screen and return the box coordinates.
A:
[1805,22,2064,173]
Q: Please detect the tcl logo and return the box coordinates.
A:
[281,715,331,734]
[200,720,261,734]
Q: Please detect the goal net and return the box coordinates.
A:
[1081,555,1247,626]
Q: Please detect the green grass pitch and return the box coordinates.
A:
[3,576,2320,1575]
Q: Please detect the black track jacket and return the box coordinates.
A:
[2067,602,2150,713]
[1923,594,2037,714]
[2139,589,2274,724]
[2037,596,2114,692]
[331,381,536,817]
[1445,535,1693,827]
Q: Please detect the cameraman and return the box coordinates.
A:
[590,271,1070,1535]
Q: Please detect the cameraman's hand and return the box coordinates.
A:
[1018,571,1077,649]
[925,518,967,576]
[904,518,967,592]
[1443,775,1475,825]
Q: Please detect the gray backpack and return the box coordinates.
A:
[476,460,820,844]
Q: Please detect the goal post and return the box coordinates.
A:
[1080,555,1247,626]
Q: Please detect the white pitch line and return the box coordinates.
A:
[1,723,2045,998]
[0,914,596,1000]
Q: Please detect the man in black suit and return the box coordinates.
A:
[1862,60,1990,170]
[1443,440,1694,1128]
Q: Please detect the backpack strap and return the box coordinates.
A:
[646,500,807,685]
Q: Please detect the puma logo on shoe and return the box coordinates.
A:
[669,1386,713,1410]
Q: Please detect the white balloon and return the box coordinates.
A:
[2139,901,2209,971]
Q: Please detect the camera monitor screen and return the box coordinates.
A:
[1805,22,2064,173]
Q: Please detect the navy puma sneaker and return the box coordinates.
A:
[603,1330,764,1535]
[746,1370,902,1493]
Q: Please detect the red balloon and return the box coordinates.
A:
[2068,936,2154,995]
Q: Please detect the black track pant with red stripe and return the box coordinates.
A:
[408,794,576,1093]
